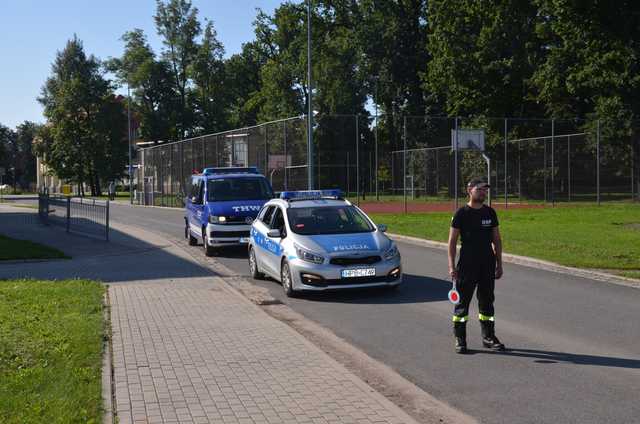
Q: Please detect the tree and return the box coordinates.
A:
[191,20,226,134]
[426,0,542,118]
[14,121,41,190]
[155,0,201,138]
[38,36,127,196]
[106,29,178,141]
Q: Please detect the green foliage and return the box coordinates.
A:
[38,36,127,196]
[0,279,104,424]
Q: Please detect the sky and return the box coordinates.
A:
[0,0,283,129]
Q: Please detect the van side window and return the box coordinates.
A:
[190,177,200,200]
[197,180,204,203]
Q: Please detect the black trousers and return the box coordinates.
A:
[453,261,495,322]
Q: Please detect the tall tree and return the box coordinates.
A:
[191,20,226,134]
[106,29,178,141]
[426,0,542,118]
[38,36,127,196]
[155,0,201,138]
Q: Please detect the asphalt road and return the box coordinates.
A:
[108,202,640,424]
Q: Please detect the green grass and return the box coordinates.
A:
[0,235,68,261]
[620,271,640,280]
[0,279,105,424]
[371,204,640,270]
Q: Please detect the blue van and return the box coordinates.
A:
[184,167,275,256]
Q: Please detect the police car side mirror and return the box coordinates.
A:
[267,229,281,238]
[191,196,200,204]
[377,224,388,233]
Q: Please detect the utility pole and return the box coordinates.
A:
[306,0,314,190]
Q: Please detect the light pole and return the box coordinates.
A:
[127,82,133,204]
[306,0,314,190]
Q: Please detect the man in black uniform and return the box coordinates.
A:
[447,177,505,354]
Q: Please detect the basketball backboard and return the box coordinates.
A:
[451,129,485,151]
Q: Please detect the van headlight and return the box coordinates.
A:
[294,243,325,264]
[383,244,399,261]
[209,215,226,224]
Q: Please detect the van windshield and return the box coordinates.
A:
[207,178,273,201]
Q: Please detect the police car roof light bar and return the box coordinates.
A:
[280,189,343,202]
[202,167,259,175]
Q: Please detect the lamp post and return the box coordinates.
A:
[306,0,314,190]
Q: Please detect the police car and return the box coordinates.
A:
[185,167,274,256]
[248,190,402,296]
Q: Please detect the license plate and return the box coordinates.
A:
[341,268,376,278]
[239,237,249,243]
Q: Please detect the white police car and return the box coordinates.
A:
[247,190,402,296]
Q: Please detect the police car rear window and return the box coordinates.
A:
[287,206,374,235]
[207,178,273,201]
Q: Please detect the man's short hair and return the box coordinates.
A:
[467,177,490,188]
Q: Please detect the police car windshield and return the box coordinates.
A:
[287,206,374,235]
[207,178,273,201]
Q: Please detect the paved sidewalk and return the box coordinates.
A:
[0,205,417,424]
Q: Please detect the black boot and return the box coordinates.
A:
[480,320,505,351]
[454,322,468,354]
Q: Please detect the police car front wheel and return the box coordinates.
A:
[248,247,264,279]
[280,260,297,298]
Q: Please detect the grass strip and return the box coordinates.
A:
[0,279,105,424]
[0,234,68,261]
[371,204,640,270]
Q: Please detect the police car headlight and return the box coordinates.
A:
[383,244,399,261]
[209,215,226,224]
[294,243,324,264]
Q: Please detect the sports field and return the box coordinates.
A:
[369,204,640,274]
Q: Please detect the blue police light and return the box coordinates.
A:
[280,189,343,201]
[202,167,259,175]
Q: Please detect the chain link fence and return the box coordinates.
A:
[138,115,640,212]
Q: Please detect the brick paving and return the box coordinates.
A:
[110,277,416,424]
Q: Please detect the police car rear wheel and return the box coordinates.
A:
[248,247,264,279]
[281,260,296,297]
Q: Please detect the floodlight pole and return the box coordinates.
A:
[128,83,133,205]
[306,0,314,190]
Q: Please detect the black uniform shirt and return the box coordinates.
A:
[451,205,499,267]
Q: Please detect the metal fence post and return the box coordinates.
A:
[66,196,70,233]
[568,135,571,202]
[504,118,508,207]
[375,112,379,200]
[105,200,110,241]
[597,119,601,205]
[264,126,269,178]
[551,119,555,207]
[454,117,459,210]
[403,116,407,214]
[283,120,288,190]
[356,114,360,206]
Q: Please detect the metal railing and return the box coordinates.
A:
[38,190,110,240]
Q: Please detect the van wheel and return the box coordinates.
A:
[186,221,197,245]
[248,247,264,279]
[203,230,216,256]
[281,259,297,297]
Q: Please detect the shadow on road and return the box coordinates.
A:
[297,273,451,304]
[474,348,640,369]
[0,210,215,284]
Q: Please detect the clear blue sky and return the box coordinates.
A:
[0,0,283,129]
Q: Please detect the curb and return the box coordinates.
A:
[102,289,115,424]
[388,233,640,289]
